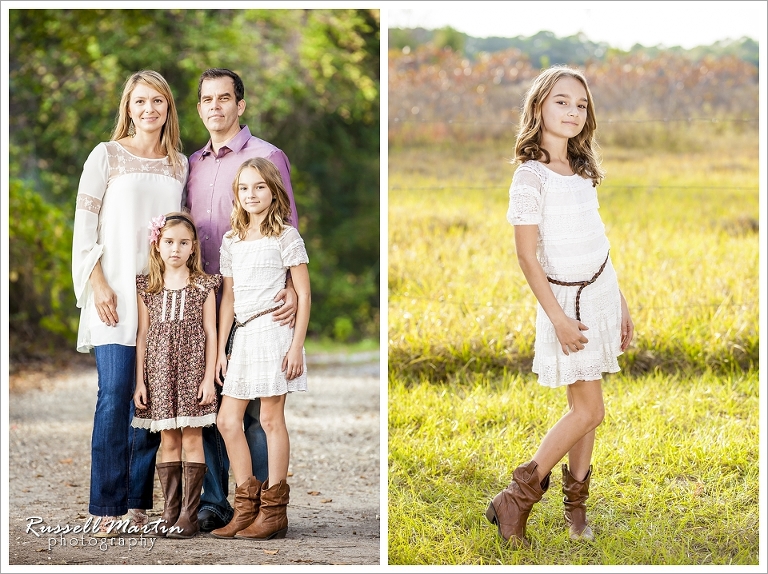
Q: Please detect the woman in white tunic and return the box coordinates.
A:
[485,66,634,547]
[72,70,187,535]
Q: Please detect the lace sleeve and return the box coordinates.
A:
[278,226,309,268]
[219,234,233,277]
[506,167,544,226]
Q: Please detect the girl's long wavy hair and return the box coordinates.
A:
[110,70,185,179]
[228,157,293,240]
[515,65,605,187]
[145,212,205,293]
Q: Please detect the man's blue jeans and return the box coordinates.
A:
[199,395,269,523]
[90,345,159,516]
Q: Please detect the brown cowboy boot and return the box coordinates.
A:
[485,460,551,547]
[167,462,207,539]
[235,480,290,540]
[155,461,183,537]
[210,475,262,539]
[562,464,594,541]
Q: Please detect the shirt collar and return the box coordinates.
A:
[201,124,252,157]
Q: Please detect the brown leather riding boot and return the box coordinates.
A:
[167,462,207,539]
[562,463,594,541]
[156,461,183,537]
[210,475,262,539]
[485,460,551,547]
[235,480,290,540]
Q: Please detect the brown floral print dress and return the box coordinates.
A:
[131,273,222,431]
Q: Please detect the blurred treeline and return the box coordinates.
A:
[389,27,758,148]
[8,8,380,359]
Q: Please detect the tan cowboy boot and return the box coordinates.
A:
[167,462,207,539]
[210,475,261,538]
[485,460,551,547]
[235,480,290,540]
[155,461,183,537]
[562,463,594,541]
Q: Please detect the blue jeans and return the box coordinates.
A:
[199,392,269,522]
[90,345,159,515]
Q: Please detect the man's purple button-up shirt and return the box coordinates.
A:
[184,124,299,275]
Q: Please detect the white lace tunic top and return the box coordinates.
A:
[219,226,309,398]
[507,160,623,387]
[72,141,187,352]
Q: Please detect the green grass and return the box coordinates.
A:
[388,369,759,565]
[387,130,760,565]
[304,336,379,355]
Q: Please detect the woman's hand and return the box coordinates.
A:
[620,291,634,351]
[553,316,590,356]
[282,346,304,380]
[134,383,148,410]
[91,265,119,326]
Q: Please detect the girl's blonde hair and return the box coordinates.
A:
[228,157,293,240]
[110,70,185,179]
[515,65,604,187]
[145,212,205,293]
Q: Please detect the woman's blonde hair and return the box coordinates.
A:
[145,212,205,293]
[515,65,604,186]
[228,157,293,240]
[111,70,185,179]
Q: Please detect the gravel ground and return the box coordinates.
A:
[6,352,382,567]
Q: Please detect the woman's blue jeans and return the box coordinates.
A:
[90,345,160,516]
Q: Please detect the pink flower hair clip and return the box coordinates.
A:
[148,215,166,245]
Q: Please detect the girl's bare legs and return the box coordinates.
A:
[259,394,289,485]
[180,427,204,463]
[216,396,251,486]
[160,429,182,462]
[565,384,596,481]
[531,379,604,482]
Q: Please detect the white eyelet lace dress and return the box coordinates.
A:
[507,160,623,388]
[219,226,309,399]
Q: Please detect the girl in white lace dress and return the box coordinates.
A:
[212,157,310,541]
[485,66,634,547]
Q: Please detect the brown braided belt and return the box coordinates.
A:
[546,251,610,322]
[225,304,284,360]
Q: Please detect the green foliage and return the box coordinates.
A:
[8,8,380,349]
[8,178,77,346]
[388,369,759,564]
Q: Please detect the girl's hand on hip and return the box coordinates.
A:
[554,317,589,356]
[282,347,304,380]
[92,281,119,326]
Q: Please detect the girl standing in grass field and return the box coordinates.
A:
[211,157,310,541]
[485,65,634,547]
[133,212,221,539]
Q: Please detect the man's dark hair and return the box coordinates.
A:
[197,68,245,102]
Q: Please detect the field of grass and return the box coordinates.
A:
[387,128,760,565]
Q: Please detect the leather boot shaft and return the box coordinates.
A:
[210,475,262,538]
[562,463,594,541]
[485,460,550,546]
[156,461,183,537]
[167,462,207,539]
[235,480,290,540]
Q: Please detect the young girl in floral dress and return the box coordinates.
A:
[133,211,221,539]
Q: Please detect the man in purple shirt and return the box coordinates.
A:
[184,68,299,532]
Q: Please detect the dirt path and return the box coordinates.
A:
[6,352,381,566]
